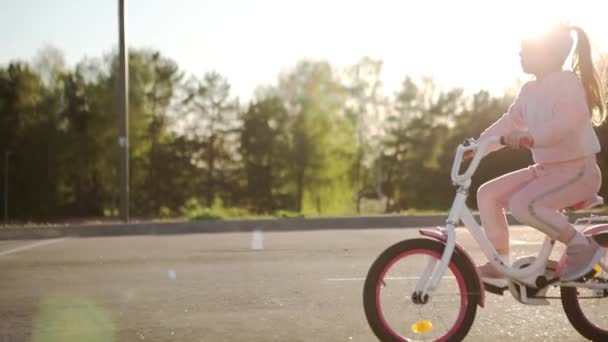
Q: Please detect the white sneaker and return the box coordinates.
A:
[478,262,507,289]
[560,237,604,282]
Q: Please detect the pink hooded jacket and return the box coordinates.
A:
[479,70,601,163]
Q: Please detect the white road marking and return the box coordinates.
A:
[327,276,456,281]
[251,229,264,250]
[0,238,69,257]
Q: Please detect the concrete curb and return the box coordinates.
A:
[0,213,542,240]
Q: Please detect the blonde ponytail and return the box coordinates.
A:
[571,26,606,126]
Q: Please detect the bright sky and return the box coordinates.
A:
[1,0,607,101]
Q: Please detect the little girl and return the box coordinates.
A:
[475,24,606,287]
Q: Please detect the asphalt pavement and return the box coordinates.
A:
[0,226,590,341]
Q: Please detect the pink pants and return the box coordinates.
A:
[477,155,602,254]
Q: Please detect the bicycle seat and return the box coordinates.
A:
[566,195,604,211]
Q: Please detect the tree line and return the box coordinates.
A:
[1,47,607,221]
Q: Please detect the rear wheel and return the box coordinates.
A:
[363,238,478,341]
[561,233,608,341]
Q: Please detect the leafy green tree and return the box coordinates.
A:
[134,51,184,215]
[381,77,463,211]
[182,72,239,207]
[0,63,58,219]
[239,96,290,213]
[343,57,387,212]
[277,60,357,214]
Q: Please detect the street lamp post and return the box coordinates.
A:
[117,0,130,221]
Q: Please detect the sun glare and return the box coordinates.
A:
[390,0,608,94]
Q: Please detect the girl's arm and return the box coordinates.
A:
[477,86,528,155]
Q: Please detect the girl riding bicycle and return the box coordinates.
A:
[474,24,606,287]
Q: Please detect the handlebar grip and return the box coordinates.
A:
[499,136,534,148]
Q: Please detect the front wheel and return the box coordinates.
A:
[363,238,478,342]
[561,233,608,341]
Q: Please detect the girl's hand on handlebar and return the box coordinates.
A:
[502,131,534,149]
[464,150,474,160]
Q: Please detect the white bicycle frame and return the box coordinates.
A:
[417,136,608,297]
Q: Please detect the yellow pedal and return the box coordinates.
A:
[593,264,602,277]
[411,320,433,334]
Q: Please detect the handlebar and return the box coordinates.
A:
[450,135,533,186]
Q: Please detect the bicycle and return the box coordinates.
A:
[363,136,608,341]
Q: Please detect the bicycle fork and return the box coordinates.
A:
[414,223,457,299]
[415,190,466,299]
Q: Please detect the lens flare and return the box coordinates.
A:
[30,294,114,342]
